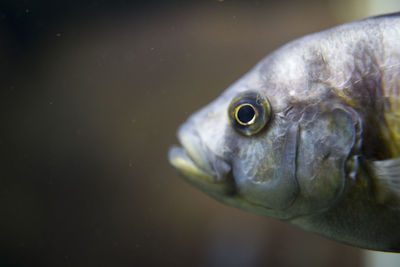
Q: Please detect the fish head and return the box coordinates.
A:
[169,40,361,220]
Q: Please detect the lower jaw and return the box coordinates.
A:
[168,145,234,195]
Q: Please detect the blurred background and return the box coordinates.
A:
[1,0,399,266]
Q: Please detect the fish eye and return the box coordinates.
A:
[228,92,271,136]
[235,104,257,125]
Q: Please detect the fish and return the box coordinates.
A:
[168,13,400,252]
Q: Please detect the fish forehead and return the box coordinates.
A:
[252,15,399,109]
[192,14,400,157]
[188,15,399,160]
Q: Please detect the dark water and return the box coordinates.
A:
[1,1,363,266]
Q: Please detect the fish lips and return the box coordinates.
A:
[168,124,231,184]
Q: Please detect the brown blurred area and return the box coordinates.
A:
[0,0,369,266]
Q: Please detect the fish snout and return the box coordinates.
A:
[177,122,231,182]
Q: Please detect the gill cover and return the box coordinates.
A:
[236,103,360,218]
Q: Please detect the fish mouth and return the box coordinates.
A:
[168,123,232,193]
[168,146,213,181]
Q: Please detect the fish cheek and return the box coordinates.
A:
[230,120,300,213]
[290,105,359,215]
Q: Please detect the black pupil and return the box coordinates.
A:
[237,105,255,123]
